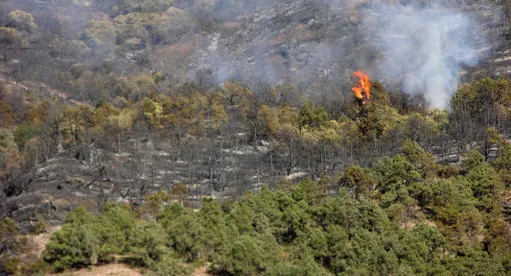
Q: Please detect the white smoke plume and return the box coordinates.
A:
[365,2,496,108]
[188,0,501,108]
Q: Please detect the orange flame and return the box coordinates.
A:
[351,71,371,104]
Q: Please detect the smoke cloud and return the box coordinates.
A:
[5,0,502,109]
[364,2,495,108]
[190,0,502,108]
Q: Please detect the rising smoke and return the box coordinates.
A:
[191,0,501,108]
[3,0,501,109]
[365,2,496,108]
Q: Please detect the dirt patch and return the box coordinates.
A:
[24,227,143,276]
[26,226,62,258]
[193,265,212,276]
[51,264,142,276]
[222,21,242,29]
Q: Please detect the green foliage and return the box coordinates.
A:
[409,178,474,210]
[42,162,511,275]
[265,260,330,276]
[34,134,511,275]
[3,3,511,275]
[373,154,420,206]
[80,20,116,50]
[355,102,404,138]
[43,222,100,271]
[0,100,15,128]
[43,205,137,271]
[402,139,436,176]
[292,177,327,204]
[103,203,136,239]
[34,214,49,234]
[213,234,283,276]
[0,27,20,60]
[0,128,19,178]
[164,211,204,261]
[462,150,485,172]
[464,163,503,212]
[8,10,37,33]
[197,198,228,260]
[144,190,172,216]
[340,165,374,199]
[449,78,511,145]
[150,254,192,276]
[13,123,39,151]
[493,143,511,186]
[299,100,329,130]
[0,216,18,252]
[0,218,49,275]
[128,220,168,266]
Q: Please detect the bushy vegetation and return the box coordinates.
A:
[40,140,511,275]
[1,0,511,200]
[2,73,511,200]
[0,216,51,275]
[2,2,511,275]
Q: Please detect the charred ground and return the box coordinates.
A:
[2,0,511,275]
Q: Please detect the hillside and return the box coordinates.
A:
[4,147,511,275]
[0,0,509,98]
[2,0,511,274]
[0,0,510,226]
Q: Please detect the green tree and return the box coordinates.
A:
[0,100,15,128]
[340,165,374,199]
[298,100,328,130]
[493,143,511,186]
[0,128,20,181]
[462,150,485,173]
[80,20,116,52]
[8,10,37,33]
[402,139,436,176]
[265,256,331,276]
[0,27,19,61]
[43,207,129,271]
[409,178,474,211]
[128,220,168,266]
[151,254,192,276]
[464,163,503,212]
[372,154,420,206]
[0,217,18,253]
[213,234,283,276]
[13,123,39,151]
[144,190,172,216]
[292,177,327,205]
[198,198,228,260]
[165,211,204,261]
[43,222,100,271]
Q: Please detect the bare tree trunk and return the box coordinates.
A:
[57,129,64,153]
[117,132,121,154]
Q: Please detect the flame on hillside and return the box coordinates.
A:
[351,71,371,104]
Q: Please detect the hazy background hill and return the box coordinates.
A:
[1,0,510,105]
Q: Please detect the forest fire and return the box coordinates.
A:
[351,71,371,104]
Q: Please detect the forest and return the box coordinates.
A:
[4,142,511,275]
[2,0,511,275]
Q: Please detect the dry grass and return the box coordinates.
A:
[51,264,142,276]
[222,21,242,29]
[192,265,211,276]
[26,226,62,258]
